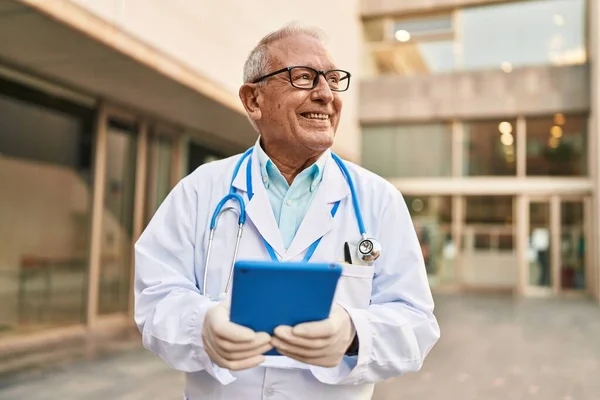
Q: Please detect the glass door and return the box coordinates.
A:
[98,118,138,315]
[403,195,454,287]
[559,198,587,291]
[527,198,553,292]
[525,196,589,295]
[461,196,517,289]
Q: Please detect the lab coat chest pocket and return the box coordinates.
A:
[334,263,374,309]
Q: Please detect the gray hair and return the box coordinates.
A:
[243,22,327,85]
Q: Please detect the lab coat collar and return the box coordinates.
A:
[232,142,286,258]
[232,142,350,261]
[284,152,350,261]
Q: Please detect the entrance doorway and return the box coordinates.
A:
[524,196,589,295]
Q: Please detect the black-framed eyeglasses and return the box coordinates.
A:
[252,66,351,92]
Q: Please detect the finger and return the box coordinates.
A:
[223,354,267,371]
[271,337,330,359]
[205,330,268,370]
[291,319,337,339]
[273,326,331,350]
[212,320,257,343]
[217,332,272,353]
[276,348,338,368]
[220,342,273,361]
[203,335,227,367]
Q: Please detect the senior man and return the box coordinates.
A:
[134,23,440,400]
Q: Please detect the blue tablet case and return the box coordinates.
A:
[229,260,342,356]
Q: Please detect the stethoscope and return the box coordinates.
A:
[202,147,382,299]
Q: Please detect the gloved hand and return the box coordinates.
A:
[271,304,356,368]
[202,300,273,370]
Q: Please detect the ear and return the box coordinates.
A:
[239,83,262,122]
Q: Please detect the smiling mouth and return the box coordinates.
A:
[300,112,330,121]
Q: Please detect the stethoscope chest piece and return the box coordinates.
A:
[357,235,382,265]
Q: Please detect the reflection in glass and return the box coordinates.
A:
[404,196,454,285]
[463,119,517,176]
[529,202,552,288]
[145,133,173,225]
[362,124,452,178]
[526,114,587,176]
[0,91,92,337]
[99,120,137,315]
[364,0,586,77]
[370,41,456,76]
[560,202,585,289]
[461,0,586,70]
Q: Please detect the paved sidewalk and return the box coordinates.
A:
[0,293,599,400]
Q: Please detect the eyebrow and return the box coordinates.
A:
[303,63,337,71]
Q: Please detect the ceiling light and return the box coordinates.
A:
[395,29,411,42]
[501,62,513,73]
[500,133,514,146]
[553,14,565,26]
[498,121,513,135]
[550,125,563,138]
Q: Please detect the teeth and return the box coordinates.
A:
[304,113,329,120]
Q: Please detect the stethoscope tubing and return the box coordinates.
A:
[202,148,375,299]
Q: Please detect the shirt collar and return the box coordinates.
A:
[253,137,329,191]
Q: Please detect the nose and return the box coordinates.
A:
[310,74,334,104]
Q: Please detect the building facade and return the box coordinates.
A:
[359,0,600,301]
[0,0,362,368]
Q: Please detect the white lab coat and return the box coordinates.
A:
[134,145,440,400]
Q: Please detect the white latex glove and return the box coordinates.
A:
[271,304,356,368]
[201,300,273,370]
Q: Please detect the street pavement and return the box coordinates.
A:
[0,293,599,400]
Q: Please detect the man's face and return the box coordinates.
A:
[253,35,344,153]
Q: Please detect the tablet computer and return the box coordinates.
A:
[229,260,342,356]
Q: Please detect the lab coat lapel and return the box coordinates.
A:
[232,150,286,259]
[285,153,350,261]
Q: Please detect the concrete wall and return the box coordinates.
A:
[360,65,590,123]
[361,0,513,17]
[66,0,363,161]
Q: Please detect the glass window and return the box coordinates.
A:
[145,132,174,225]
[461,0,586,71]
[362,123,452,178]
[526,114,587,176]
[368,14,456,76]
[0,83,93,337]
[462,119,517,176]
[466,196,514,226]
[404,196,454,285]
[99,119,137,315]
[363,0,586,77]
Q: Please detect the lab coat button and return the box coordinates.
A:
[264,387,275,397]
[286,199,292,206]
